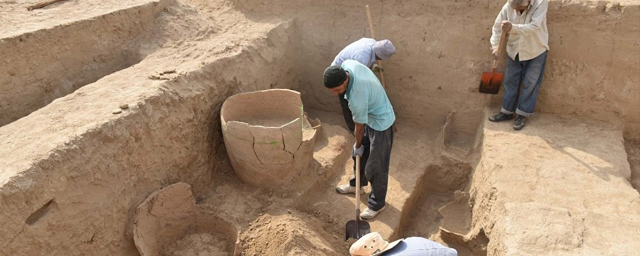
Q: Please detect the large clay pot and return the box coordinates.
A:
[220,89,319,188]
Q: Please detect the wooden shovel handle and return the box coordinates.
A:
[366,5,387,89]
[355,155,361,212]
[366,5,376,39]
[493,31,508,69]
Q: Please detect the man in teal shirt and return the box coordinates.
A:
[331,38,396,132]
[323,60,395,220]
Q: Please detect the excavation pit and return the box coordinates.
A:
[0,0,639,255]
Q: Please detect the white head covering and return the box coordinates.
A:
[350,232,403,256]
[373,40,396,60]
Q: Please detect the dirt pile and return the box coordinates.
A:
[164,233,230,256]
[241,212,348,256]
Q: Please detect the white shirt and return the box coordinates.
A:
[490,0,549,61]
[331,38,377,68]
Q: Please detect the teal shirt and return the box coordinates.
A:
[342,60,395,131]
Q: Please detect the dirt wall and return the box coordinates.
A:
[0,0,169,127]
[228,0,640,140]
[0,6,300,255]
[540,2,640,141]
[229,0,504,134]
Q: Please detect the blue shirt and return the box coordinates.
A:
[342,60,395,131]
[383,237,458,256]
[331,38,377,68]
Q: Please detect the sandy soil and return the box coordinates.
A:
[0,0,155,37]
[471,111,640,255]
[626,141,640,193]
[241,213,347,256]
[0,0,301,254]
[0,0,638,255]
[164,232,230,256]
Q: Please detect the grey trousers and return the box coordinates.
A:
[348,123,394,211]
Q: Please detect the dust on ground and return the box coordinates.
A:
[164,232,231,256]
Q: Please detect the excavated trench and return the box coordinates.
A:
[0,0,169,127]
[397,155,488,256]
[1,0,639,256]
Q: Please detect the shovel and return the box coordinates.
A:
[479,31,508,94]
[366,5,398,132]
[366,5,386,89]
[345,155,371,240]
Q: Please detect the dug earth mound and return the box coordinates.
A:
[0,0,638,256]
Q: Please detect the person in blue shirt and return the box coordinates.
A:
[331,38,396,132]
[350,232,458,256]
[323,60,395,220]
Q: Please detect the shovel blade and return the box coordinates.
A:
[345,220,371,240]
[479,71,503,94]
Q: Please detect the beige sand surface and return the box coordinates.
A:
[0,0,638,255]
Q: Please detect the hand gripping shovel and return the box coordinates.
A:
[345,155,371,240]
[479,31,508,94]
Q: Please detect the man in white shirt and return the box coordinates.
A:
[488,0,549,130]
[332,38,395,70]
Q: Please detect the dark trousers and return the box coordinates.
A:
[348,124,394,211]
[338,93,355,133]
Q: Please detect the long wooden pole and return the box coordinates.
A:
[366,5,387,89]
[366,5,398,132]
[27,0,69,11]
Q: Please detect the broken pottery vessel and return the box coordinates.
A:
[221,89,320,188]
[133,183,238,256]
